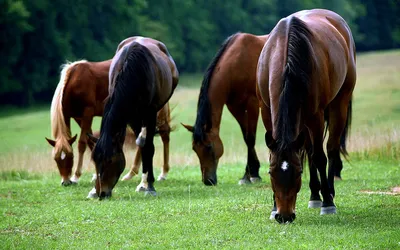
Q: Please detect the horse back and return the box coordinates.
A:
[63,60,111,118]
[209,33,268,106]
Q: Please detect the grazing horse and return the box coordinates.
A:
[88,36,178,199]
[46,59,172,186]
[182,32,269,186]
[257,9,356,223]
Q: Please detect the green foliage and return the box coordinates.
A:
[1,1,399,106]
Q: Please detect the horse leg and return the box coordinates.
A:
[140,113,157,196]
[227,98,261,185]
[309,111,336,215]
[306,134,322,208]
[71,111,94,183]
[157,123,170,181]
[121,147,141,181]
[326,93,352,190]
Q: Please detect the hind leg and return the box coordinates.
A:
[306,132,322,208]
[308,111,336,215]
[327,93,352,189]
[157,124,170,181]
[121,147,141,181]
[140,112,157,195]
[227,97,261,185]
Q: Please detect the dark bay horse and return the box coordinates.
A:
[182,32,269,186]
[257,9,356,223]
[46,59,172,186]
[89,36,178,199]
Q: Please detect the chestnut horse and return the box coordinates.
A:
[88,36,178,199]
[46,59,172,186]
[182,32,268,185]
[257,9,356,223]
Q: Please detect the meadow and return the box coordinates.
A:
[0,50,399,249]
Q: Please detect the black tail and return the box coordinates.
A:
[94,42,155,166]
[276,17,313,153]
[340,98,352,156]
[193,33,240,143]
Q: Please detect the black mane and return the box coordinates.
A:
[193,33,240,143]
[93,42,156,169]
[276,17,313,154]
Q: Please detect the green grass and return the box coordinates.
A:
[1,50,400,249]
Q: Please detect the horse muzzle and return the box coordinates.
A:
[275,213,296,223]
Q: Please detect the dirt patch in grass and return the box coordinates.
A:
[360,186,400,195]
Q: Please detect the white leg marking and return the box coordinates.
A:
[135,127,147,147]
[87,188,97,199]
[135,173,148,192]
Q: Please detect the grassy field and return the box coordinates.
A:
[0,50,399,249]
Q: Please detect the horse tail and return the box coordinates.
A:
[340,98,352,156]
[50,60,87,145]
[194,32,240,143]
[276,17,313,152]
[96,43,155,161]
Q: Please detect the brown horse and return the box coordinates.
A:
[46,59,172,186]
[257,9,356,223]
[88,36,178,199]
[182,32,269,186]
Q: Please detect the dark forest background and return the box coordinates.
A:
[1,0,399,106]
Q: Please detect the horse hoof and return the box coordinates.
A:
[250,177,262,183]
[144,190,157,196]
[70,175,79,183]
[87,188,98,199]
[121,173,134,181]
[136,186,146,192]
[308,200,322,208]
[270,210,277,220]
[157,175,167,181]
[320,206,337,215]
[238,178,251,185]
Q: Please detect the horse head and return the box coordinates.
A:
[88,132,126,199]
[46,134,77,186]
[182,123,223,186]
[266,131,304,223]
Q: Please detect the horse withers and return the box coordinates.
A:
[257,9,356,223]
[88,36,179,199]
[182,32,268,186]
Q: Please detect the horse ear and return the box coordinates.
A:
[87,133,99,144]
[181,123,194,133]
[68,134,77,145]
[265,131,277,151]
[46,137,56,147]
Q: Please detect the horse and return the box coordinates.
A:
[46,59,172,186]
[257,9,356,223]
[88,36,179,199]
[182,32,269,186]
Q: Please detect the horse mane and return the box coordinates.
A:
[276,17,313,153]
[50,60,87,152]
[93,42,155,165]
[193,33,240,143]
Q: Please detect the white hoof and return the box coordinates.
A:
[144,190,157,196]
[157,174,167,181]
[308,200,322,209]
[270,210,277,220]
[238,178,251,185]
[250,177,261,183]
[70,175,79,183]
[121,172,135,181]
[320,206,337,215]
[87,188,97,199]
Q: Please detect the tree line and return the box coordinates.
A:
[1,0,399,106]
